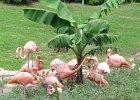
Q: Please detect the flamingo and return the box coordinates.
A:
[67,59,77,70]
[7,67,39,98]
[96,62,110,74]
[87,56,108,85]
[42,73,63,95]
[42,76,63,89]
[50,57,91,79]
[50,58,67,70]
[106,48,132,68]
[17,55,44,74]
[41,69,63,95]
[16,41,38,59]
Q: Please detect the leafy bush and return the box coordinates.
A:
[87,0,106,5]
[2,0,37,4]
[73,0,106,5]
[135,0,140,2]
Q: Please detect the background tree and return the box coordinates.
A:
[24,0,125,84]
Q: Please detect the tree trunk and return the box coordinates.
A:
[76,56,83,84]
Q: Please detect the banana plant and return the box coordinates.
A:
[24,0,125,84]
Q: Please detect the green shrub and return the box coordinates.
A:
[2,0,36,4]
[75,0,106,5]
[135,0,140,2]
[87,0,105,5]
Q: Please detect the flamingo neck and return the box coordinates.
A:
[90,56,99,70]
[71,58,86,74]
[38,60,45,70]
[16,47,26,59]
[30,68,39,84]
[36,55,41,61]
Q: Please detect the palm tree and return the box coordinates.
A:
[24,0,125,84]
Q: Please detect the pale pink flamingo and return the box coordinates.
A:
[106,48,132,68]
[96,62,110,74]
[17,55,44,74]
[40,69,63,95]
[16,41,39,72]
[87,56,108,85]
[16,41,38,59]
[67,59,77,70]
[42,76,63,89]
[42,74,63,95]
[7,67,39,98]
[50,57,90,79]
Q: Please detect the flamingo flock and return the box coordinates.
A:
[7,41,139,97]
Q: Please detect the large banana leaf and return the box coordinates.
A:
[44,0,76,26]
[83,19,109,36]
[48,34,72,49]
[24,9,71,28]
[90,0,125,19]
[88,34,119,46]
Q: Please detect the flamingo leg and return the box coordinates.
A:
[115,68,120,79]
[27,54,30,72]
[0,75,4,94]
[22,86,26,100]
[100,75,102,86]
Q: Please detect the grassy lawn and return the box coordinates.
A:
[0,2,140,70]
[0,1,140,99]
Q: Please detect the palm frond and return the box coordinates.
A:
[24,9,71,28]
[45,0,76,25]
[88,34,119,46]
[48,34,72,51]
[83,19,109,36]
[90,0,125,19]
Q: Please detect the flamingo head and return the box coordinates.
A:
[15,47,20,59]
[36,55,41,61]
[107,48,112,56]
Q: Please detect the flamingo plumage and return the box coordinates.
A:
[17,55,44,74]
[87,56,108,85]
[106,48,131,68]
[16,41,38,59]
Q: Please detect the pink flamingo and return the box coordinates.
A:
[7,67,39,98]
[67,59,77,70]
[16,41,38,59]
[50,57,90,79]
[96,62,110,74]
[42,75,63,89]
[40,69,63,95]
[106,48,131,68]
[17,55,44,74]
[42,73,63,95]
[87,56,108,85]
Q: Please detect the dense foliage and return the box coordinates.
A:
[64,0,140,5]
[1,0,38,4]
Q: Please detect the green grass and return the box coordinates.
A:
[0,2,140,70]
[0,1,140,100]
